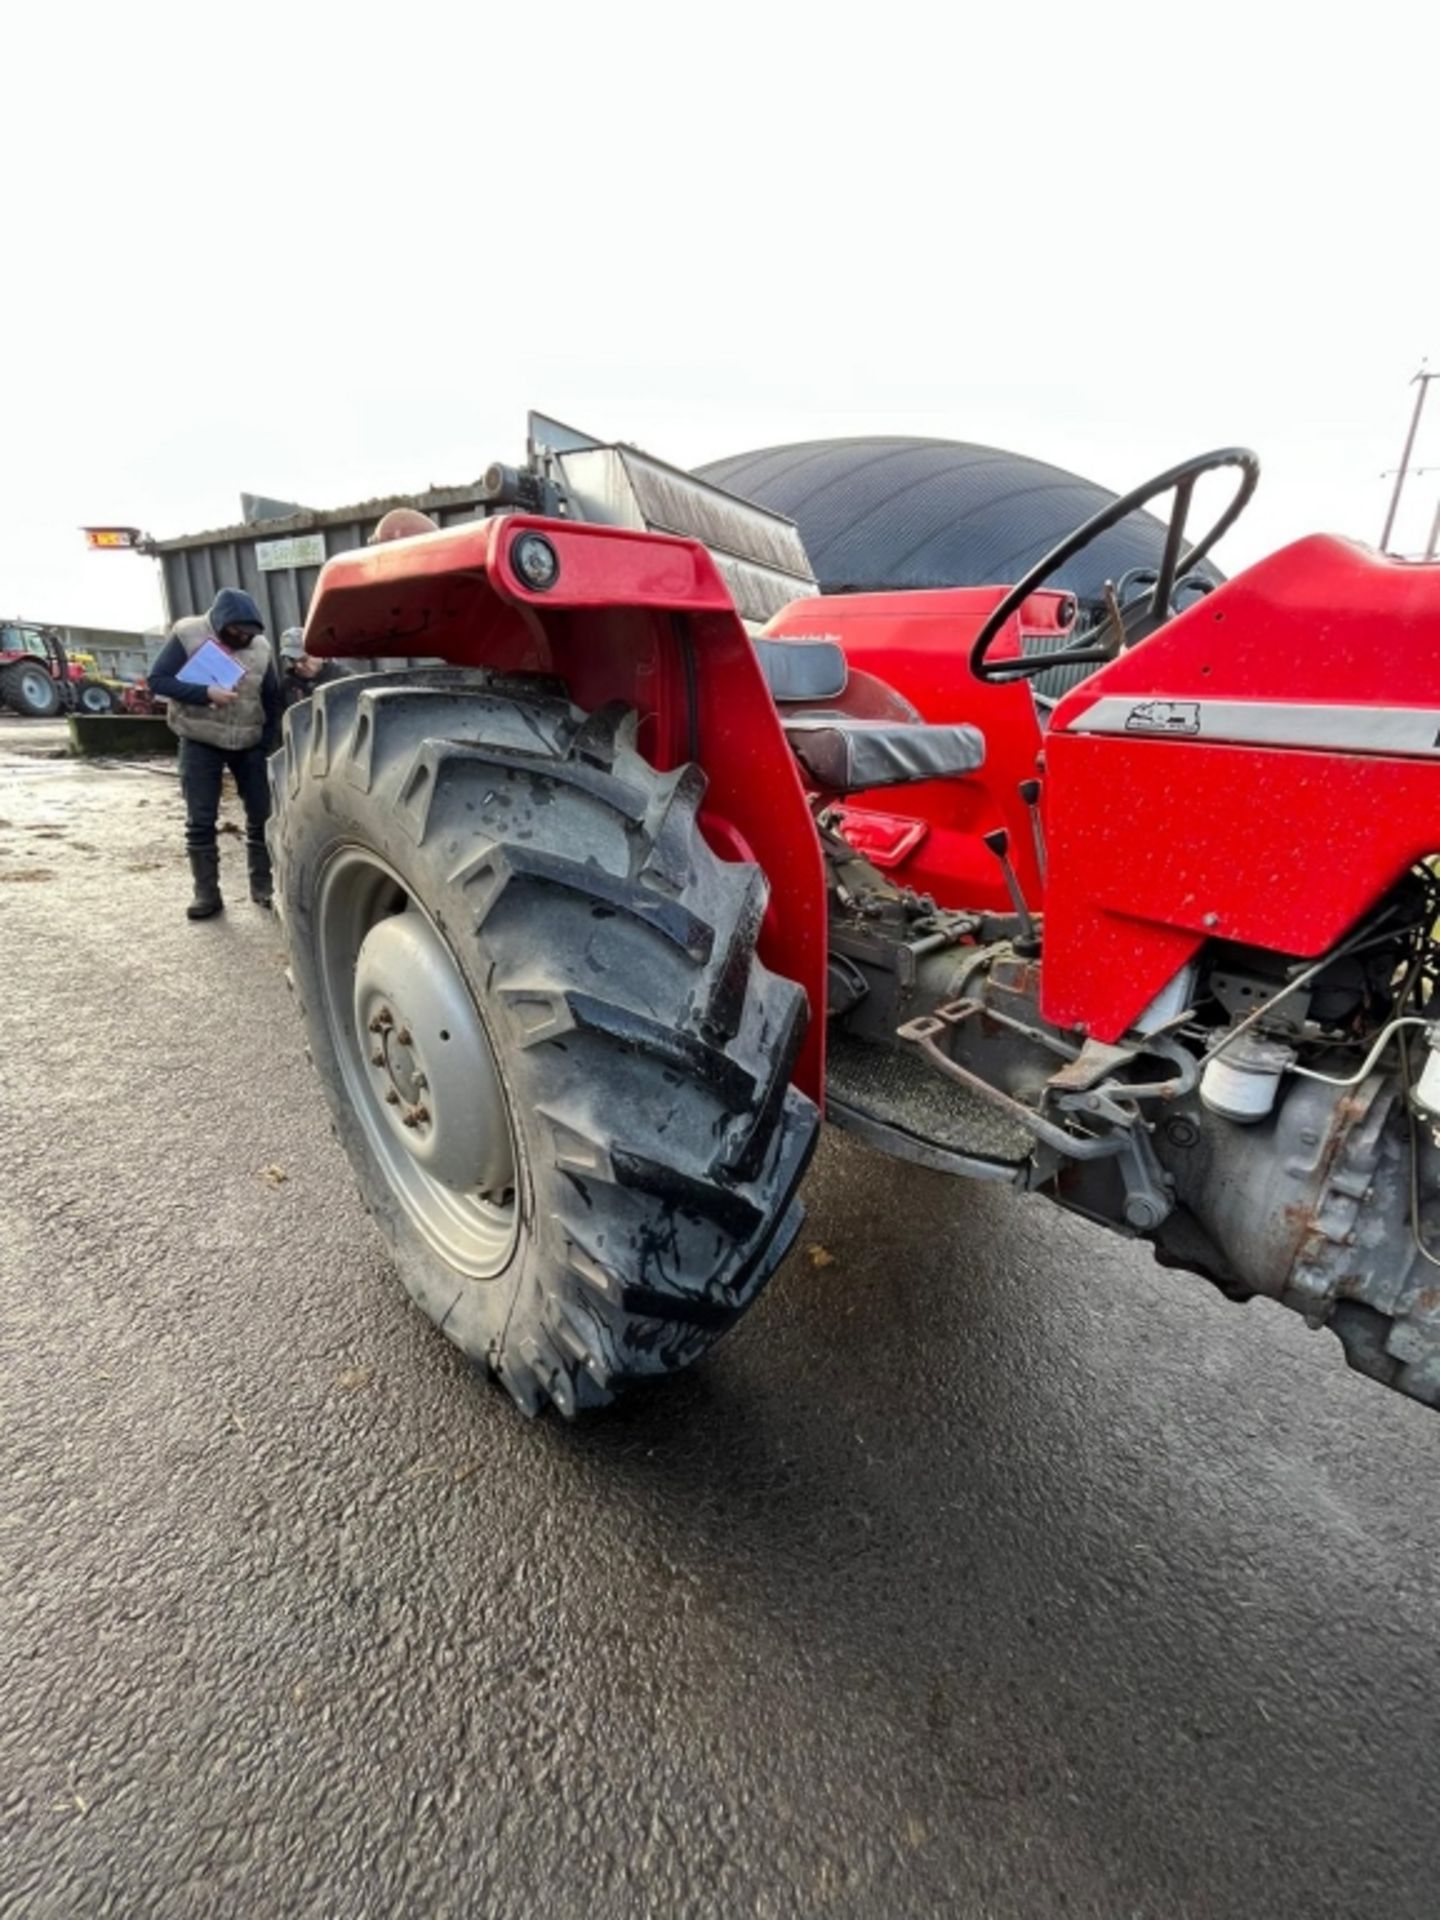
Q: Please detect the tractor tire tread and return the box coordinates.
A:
[268,668,818,1418]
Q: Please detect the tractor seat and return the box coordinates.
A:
[782,716,986,793]
[753,635,987,794]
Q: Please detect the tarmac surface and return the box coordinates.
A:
[2,711,1438,1919]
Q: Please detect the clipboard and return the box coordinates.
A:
[176,639,246,691]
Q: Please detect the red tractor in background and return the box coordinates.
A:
[267,417,1440,1421]
[0,623,118,717]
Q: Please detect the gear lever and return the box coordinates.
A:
[982,827,1040,956]
[1017,778,1047,884]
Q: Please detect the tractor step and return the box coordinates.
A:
[823,1029,1030,1179]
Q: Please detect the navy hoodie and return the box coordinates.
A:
[148,589,282,748]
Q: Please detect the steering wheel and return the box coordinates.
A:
[969,447,1260,684]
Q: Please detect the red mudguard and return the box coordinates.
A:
[303,515,829,1099]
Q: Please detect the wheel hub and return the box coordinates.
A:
[352,909,514,1201]
[373,1015,426,1109]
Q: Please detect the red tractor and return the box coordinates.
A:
[0,623,116,717]
[267,419,1440,1420]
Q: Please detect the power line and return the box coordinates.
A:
[1379,363,1437,553]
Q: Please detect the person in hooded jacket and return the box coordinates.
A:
[147,588,283,921]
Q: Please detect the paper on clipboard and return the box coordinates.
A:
[176,639,247,691]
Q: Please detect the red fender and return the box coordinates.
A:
[304,514,828,1099]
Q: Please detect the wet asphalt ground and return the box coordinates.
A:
[2,712,1438,1919]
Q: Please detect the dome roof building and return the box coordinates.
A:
[696,437,1222,604]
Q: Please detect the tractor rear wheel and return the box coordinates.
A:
[0,662,62,718]
[268,670,818,1417]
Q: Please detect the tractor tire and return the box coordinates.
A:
[0,661,62,718]
[75,679,115,714]
[268,670,818,1418]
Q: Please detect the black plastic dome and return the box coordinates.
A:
[696,437,1223,603]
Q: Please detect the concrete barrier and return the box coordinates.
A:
[68,714,177,757]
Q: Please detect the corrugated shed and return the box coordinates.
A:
[155,485,491,636]
[695,437,1224,604]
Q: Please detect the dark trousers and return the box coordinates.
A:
[178,737,270,853]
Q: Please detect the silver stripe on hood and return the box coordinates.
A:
[1060,697,1440,757]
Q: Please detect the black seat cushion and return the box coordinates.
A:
[782,717,986,793]
[753,636,849,702]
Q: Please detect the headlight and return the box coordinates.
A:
[512,532,560,592]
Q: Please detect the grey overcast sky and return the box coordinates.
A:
[3,0,1437,633]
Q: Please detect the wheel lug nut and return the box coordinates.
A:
[395,1026,412,1047]
[370,1050,385,1068]
[368,1009,394,1033]
[384,1089,400,1106]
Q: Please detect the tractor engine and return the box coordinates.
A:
[822,823,1440,1409]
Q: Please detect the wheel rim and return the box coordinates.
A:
[81,687,109,712]
[316,847,520,1278]
[21,670,53,709]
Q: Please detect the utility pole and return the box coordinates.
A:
[1380,364,1437,553]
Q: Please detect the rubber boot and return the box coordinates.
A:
[186,846,224,921]
[247,839,273,909]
